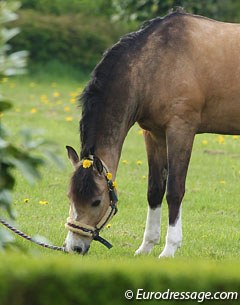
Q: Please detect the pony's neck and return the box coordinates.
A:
[94,115,133,179]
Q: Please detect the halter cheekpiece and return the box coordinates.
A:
[65,156,118,249]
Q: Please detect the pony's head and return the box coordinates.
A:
[64,146,118,254]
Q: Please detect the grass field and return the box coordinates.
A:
[1,68,240,262]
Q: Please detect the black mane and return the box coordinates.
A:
[79,16,168,159]
[70,166,98,203]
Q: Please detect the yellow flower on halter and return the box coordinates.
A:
[106,172,113,180]
[82,159,93,168]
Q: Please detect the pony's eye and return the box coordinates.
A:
[92,200,101,207]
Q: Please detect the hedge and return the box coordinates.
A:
[10,10,135,70]
[0,255,239,305]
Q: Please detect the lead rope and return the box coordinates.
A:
[0,218,65,252]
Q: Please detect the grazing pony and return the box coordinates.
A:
[65,8,240,257]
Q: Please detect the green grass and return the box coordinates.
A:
[1,70,240,262]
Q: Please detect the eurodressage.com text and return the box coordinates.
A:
[124,288,239,302]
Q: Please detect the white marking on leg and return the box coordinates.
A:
[135,206,161,255]
[159,207,182,258]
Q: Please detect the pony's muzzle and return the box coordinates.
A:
[64,231,92,255]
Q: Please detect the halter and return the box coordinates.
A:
[65,156,118,249]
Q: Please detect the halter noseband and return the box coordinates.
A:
[65,156,118,249]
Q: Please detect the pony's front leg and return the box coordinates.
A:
[159,121,195,258]
[135,131,167,255]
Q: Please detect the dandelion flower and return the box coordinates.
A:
[65,116,73,122]
[82,159,93,168]
[106,224,112,229]
[138,129,143,135]
[23,198,29,203]
[202,140,208,145]
[232,135,238,140]
[64,106,70,112]
[217,135,225,144]
[30,108,37,114]
[39,200,48,205]
[106,172,113,180]
[112,181,117,188]
[219,180,226,184]
[53,91,60,98]
[136,160,143,165]
[122,160,128,164]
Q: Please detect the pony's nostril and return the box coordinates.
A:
[73,246,83,254]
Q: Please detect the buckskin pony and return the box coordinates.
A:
[64,8,240,257]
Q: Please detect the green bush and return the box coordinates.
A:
[20,0,114,16]
[10,10,135,70]
[0,256,239,305]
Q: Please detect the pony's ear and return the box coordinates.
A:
[66,146,79,168]
[93,156,103,174]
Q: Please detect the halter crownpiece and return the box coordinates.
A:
[65,155,118,249]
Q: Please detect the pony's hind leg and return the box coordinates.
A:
[135,131,167,255]
[159,120,196,258]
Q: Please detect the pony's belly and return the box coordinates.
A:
[199,106,240,134]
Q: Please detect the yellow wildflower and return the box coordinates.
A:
[30,108,37,114]
[219,180,226,184]
[232,135,238,140]
[138,129,143,135]
[23,198,29,203]
[53,91,60,98]
[82,159,93,168]
[136,160,143,165]
[65,116,73,122]
[39,200,48,205]
[106,172,113,180]
[217,135,225,144]
[112,181,117,188]
[202,140,208,145]
[64,106,70,112]
[106,224,112,229]
[122,160,128,164]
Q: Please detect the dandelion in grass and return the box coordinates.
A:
[65,116,73,122]
[219,180,226,184]
[202,140,208,145]
[39,200,48,205]
[64,106,70,112]
[122,159,128,165]
[217,135,225,144]
[138,129,143,135]
[53,91,60,98]
[70,98,77,104]
[106,224,112,229]
[136,160,143,165]
[142,175,147,179]
[232,135,238,140]
[23,198,29,203]
[30,108,37,114]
